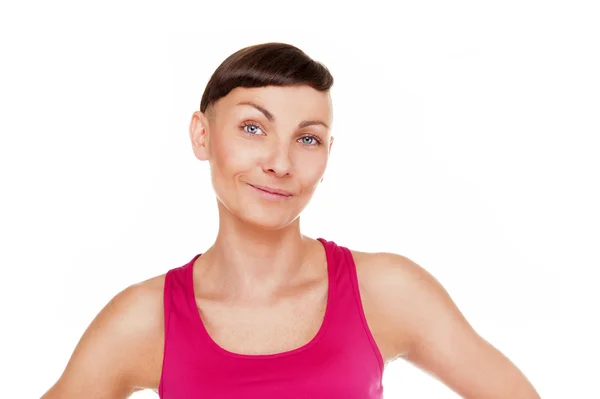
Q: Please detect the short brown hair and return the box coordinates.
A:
[199,42,334,113]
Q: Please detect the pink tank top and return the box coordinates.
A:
[158,238,384,398]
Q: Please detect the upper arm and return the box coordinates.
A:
[41,279,165,399]
[370,253,540,399]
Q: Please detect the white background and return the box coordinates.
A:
[1,1,598,398]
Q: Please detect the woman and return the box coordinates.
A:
[41,42,540,398]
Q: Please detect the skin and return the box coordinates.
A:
[41,85,541,399]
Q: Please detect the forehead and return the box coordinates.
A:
[216,85,333,124]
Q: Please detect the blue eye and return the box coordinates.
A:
[242,123,263,135]
[298,135,322,146]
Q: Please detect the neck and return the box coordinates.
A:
[199,201,315,300]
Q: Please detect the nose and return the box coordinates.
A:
[262,140,292,178]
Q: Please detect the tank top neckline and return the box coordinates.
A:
[184,237,336,360]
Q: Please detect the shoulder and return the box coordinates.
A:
[102,274,168,387]
[348,249,463,359]
[347,249,541,398]
[350,249,444,311]
[113,273,167,340]
[350,250,433,293]
[42,274,167,398]
[98,273,167,348]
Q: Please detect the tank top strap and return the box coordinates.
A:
[159,253,202,398]
[317,238,385,376]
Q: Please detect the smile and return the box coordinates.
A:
[248,184,294,199]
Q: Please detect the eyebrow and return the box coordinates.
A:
[236,101,329,129]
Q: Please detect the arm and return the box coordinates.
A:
[370,253,540,399]
[40,279,164,399]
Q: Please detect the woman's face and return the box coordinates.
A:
[190,85,334,230]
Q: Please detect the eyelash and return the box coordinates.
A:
[240,121,323,146]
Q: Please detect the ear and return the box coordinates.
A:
[329,136,335,153]
[189,111,210,161]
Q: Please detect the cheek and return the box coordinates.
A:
[211,135,252,173]
[296,152,328,187]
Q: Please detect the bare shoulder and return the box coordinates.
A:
[350,250,434,295]
[41,273,167,398]
[349,250,444,361]
[349,249,540,398]
[350,250,449,314]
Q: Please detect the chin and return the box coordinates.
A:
[237,207,300,231]
[215,187,308,231]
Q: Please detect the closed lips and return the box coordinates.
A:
[249,184,293,196]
